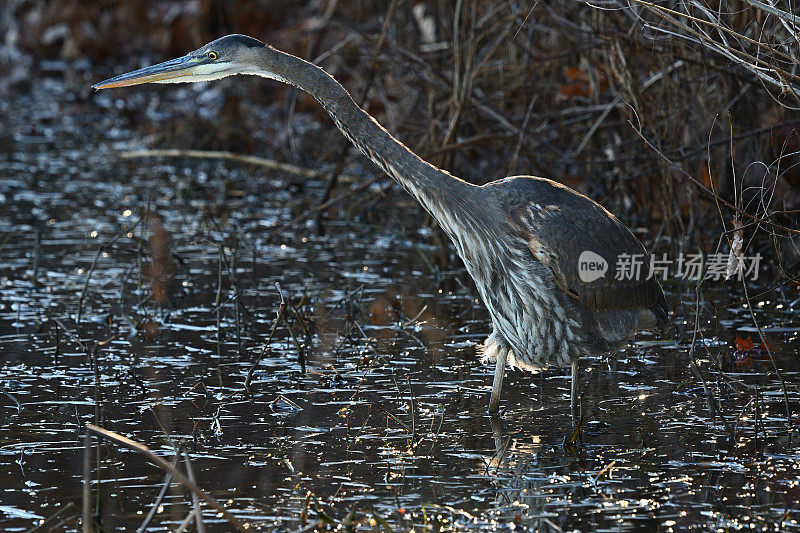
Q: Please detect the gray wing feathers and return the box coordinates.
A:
[494,177,668,321]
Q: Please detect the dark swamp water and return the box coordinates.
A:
[1,74,800,532]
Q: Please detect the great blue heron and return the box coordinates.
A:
[93,35,668,420]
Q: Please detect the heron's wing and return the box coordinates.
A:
[497,177,667,320]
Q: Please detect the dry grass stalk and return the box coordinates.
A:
[83,424,248,532]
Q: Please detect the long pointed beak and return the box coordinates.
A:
[92,55,201,89]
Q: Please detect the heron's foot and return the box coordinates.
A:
[563,394,583,451]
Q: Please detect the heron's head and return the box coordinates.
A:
[92,34,267,89]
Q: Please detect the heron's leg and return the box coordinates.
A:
[488,346,508,414]
[490,413,504,453]
[570,359,579,424]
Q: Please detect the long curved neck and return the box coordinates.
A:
[255,46,479,238]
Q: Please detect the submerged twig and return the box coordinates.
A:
[173,509,197,533]
[82,432,91,533]
[0,386,21,413]
[741,278,791,425]
[182,449,206,533]
[245,282,287,390]
[84,424,248,531]
[136,445,183,533]
[24,502,77,533]
[688,286,730,432]
[77,220,141,335]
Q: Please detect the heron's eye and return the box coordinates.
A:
[206,51,218,60]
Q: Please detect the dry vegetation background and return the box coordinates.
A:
[2,0,799,283]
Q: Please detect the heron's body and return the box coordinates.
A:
[468,177,666,371]
[93,35,668,415]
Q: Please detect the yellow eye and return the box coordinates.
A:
[207,51,218,60]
